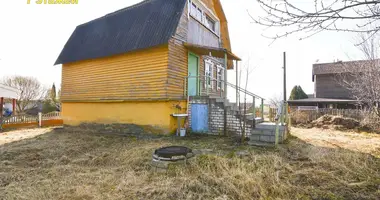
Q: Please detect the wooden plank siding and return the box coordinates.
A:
[203,0,232,68]
[168,39,188,99]
[61,45,169,101]
[315,74,353,99]
[167,2,188,99]
[201,0,232,51]
[188,18,219,48]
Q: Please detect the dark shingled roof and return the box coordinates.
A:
[312,59,379,75]
[55,0,186,65]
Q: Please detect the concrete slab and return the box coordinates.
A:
[256,122,286,131]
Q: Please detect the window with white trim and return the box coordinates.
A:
[217,65,224,90]
[205,60,214,88]
[188,0,219,35]
[205,15,216,32]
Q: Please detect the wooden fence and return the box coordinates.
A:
[1,112,62,130]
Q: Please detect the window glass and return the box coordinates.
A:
[217,66,224,90]
[205,15,215,32]
[190,3,197,16]
[205,61,213,88]
[196,8,202,21]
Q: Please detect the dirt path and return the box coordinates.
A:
[292,127,380,157]
[0,128,52,145]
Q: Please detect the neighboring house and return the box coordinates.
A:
[288,60,367,109]
[0,84,19,117]
[55,0,262,133]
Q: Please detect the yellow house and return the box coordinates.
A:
[55,0,261,134]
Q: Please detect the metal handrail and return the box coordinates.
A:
[184,75,264,100]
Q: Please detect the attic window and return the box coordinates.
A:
[189,0,219,35]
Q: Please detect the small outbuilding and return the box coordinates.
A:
[0,84,19,116]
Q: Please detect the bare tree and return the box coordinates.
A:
[269,93,283,108]
[251,0,380,41]
[238,57,255,143]
[337,33,380,117]
[1,76,46,113]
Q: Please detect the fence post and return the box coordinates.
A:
[275,118,280,147]
[261,98,264,120]
[38,112,42,127]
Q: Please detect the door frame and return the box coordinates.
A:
[188,52,200,95]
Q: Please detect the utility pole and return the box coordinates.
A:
[283,52,287,102]
[282,52,287,126]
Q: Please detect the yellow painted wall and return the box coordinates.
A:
[61,45,169,101]
[62,101,187,133]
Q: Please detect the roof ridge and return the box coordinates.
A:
[77,0,155,28]
[313,58,380,66]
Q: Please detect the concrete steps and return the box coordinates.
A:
[249,122,288,144]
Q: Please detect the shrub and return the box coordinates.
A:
[290,111,311,125]
[360,113,380,133]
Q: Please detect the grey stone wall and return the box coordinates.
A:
[188,97,252,136]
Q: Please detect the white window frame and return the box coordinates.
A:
[216,64,224,91]
[205,59,214,89]
[204,14,216,32]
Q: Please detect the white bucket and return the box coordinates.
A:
[180,128,186,137]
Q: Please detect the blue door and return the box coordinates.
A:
[191,104,208,133]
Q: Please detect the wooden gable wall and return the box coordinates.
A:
[61,45,169,102]
[167,1,189,99]
[167,0,233,99]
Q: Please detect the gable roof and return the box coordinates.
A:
[55,0,186,65]
[312,59,379,75]
[0,84,19,99]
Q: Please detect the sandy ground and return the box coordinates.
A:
[0,128,52,145]
[292,127,380,157]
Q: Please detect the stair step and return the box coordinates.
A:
[248,141,275,147]
[251,129,283,135]
[256,123,286,131]
[250,134,284,143]
[215,98,226,103]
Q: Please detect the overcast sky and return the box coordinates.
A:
[0,0,364,102]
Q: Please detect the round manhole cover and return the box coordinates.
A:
[152,146,194,169]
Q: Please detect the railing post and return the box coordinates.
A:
[285,102,288,125]
[184,77,187,97]
[206,78,209,96]
[236,60,239,104]
[280,103,284,126]
[252,96,256,129]
[38,112,42,127]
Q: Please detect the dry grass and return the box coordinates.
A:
[292,127,380,158]
[0,125,380,200]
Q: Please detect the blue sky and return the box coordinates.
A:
[0,0,364,101]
